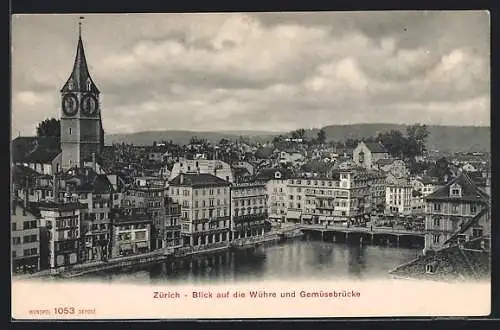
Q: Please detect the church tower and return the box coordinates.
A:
[60,18,104,170]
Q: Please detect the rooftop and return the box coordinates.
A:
[169,173,230,187]
[425,172,489,203]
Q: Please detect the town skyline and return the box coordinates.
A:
[12,12,490,136]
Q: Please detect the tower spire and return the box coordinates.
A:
[79,16,84,38]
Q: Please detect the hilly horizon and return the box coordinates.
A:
[104,124,490,153]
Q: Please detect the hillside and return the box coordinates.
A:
[105,124,490,153]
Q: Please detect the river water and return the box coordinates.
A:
[74,238,420,284]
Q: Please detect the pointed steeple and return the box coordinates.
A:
[61,18,100,94]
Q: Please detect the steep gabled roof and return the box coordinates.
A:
[60,35,100,94]
[425,172,489,203]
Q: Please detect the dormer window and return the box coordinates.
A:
[450,183,462,198]
[68,80,74,90]
[425,262,438,274]
[86,78,92,91]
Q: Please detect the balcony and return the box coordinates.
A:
[233,213,268,223]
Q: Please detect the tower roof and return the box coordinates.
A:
[60,32,100,94]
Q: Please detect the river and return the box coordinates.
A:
[71,238,420,284]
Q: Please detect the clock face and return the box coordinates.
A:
[81,94,98,116]
[62,93,78,116]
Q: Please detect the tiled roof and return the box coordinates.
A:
[255,167,293,181]
[364,141,388,153]
[389,244,490,281]
[169,173,230,187]
[23,146,61,164]
[424,172,489,203]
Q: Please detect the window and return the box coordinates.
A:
[12,237,21,245]
[11,223,16,231]
[432,234,440,244]
[433,203,441,212]
[470,204,477,214]
[451,204,459,214]
[69,128,72,135]
[433,217,441,227]
[135,231,146,240]
[472,228,483,238]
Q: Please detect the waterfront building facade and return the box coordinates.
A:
[424,172,490,252]
[36,201,85,269]
[154,197,182,249]
[231,180,268,239]
[169,173,231,246]
[110,207,152,257]
[11,200,41,274]
[385,183,413,215]
[266,176,289,223]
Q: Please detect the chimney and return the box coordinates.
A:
[92,152,96,172]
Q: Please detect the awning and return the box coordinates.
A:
[120,243,132,251]
[325,216,334,221]
[136,242,149,248]
[286,210,301,219]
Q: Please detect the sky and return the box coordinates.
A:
[11,11,490,136]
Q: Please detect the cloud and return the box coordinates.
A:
[11,12,490,136]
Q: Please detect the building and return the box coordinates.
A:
[110,207,152,257]
[169,158,234,183]
[352,141,390,169]
[385,182,412,215]
[35,200,86,270]
[424,172,490,252]
[231,180,268,239]
[63,168,115,262]
[258,169,289,223]
[122,177,167,223]
[11,199,41,274]
[289,170,371,225]
[12,165,56,203]
[169,173,231,246]
[154,197,182,249]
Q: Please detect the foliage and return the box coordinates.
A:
[316,129,326,145]
[36,118,60,138]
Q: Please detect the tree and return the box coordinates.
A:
[316,129,326,145]
[291,128,306,140]
[36,118,60,139]
[429,157,452,182]
[344,138,360,149]
[376,130,407,158]
[218,138,231,146]
[36,118,60,150]
[406,123,429,157]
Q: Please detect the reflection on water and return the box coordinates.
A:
[76,239,419,284]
